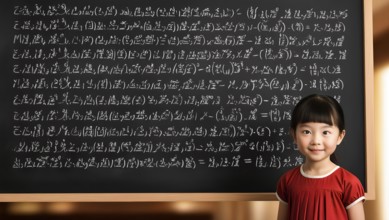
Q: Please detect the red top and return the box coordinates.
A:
[276,165,365,220]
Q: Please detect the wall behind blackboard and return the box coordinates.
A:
[0,0,374,201]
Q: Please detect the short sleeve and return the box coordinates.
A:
[276,174,288,204]
[343,173,365,209]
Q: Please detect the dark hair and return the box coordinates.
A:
[290,94,345,163]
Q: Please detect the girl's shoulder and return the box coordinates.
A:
[333,167,363,184]
[278,165,302,182]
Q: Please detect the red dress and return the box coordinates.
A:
[276,165,365,220]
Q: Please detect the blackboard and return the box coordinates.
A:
[0,0,374,201]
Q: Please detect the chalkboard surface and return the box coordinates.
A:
[0,0,371,196]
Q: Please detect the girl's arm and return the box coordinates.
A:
[277,202,288,220]
[347,201,365,220]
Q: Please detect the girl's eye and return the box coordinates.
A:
[323,131,331,135]
[302,130,311,134]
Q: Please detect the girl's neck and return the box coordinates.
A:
[302,160,337,176]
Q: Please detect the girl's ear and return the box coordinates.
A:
[337,129,346,145]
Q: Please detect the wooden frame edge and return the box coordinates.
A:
[364,0,375,200]
[0,193,277,202]
[0,0,375,202]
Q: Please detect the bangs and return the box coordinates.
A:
[297,103,336,126]
[290,94,344,131]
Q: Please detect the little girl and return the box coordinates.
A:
[276,94,365,220]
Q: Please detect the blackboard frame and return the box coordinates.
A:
[0,0,375,201]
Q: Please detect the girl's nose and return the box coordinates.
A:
[311,134,321,145]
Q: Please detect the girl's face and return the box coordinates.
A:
[292,122,345,164]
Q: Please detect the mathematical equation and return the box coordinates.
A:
[12,155,304,170]
[8,2,350,171]
[12,77,344,91]
[13,62,341,76]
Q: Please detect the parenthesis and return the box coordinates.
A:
[231,124,236,138]
[340,79,344,90]
[215,110,220,122]
[204,127,207,137]
[266,126,271,136]
[170,110,173,122]
[179,94,183,105]
[113,49,116,60]
[156,7,159,17]
[270,78,275,90]
[285,49,289,60]
[300,23,304,32]
[239,112,243,122]
[132,96,136,105]
[211,23,215,32]
[149,49,152,61]
[291,23,295,32]
[257,21,261,32]
[281,20,286,33]
[90,36,94,46]
[114,7,117,16]
[292,63,298,75]
[257,94,263,106]
[192,63,197,75]
[230,62,234,74]
[142,95,146,105]
[299,78,304,91]
[121,36,126,45]
[281,141,285,153]
[341,22,346,32]
[211,62,215,76]
[284,34,289,47]
[201,35,205,46]
[259,49,263,60]
[288,49,292,60]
